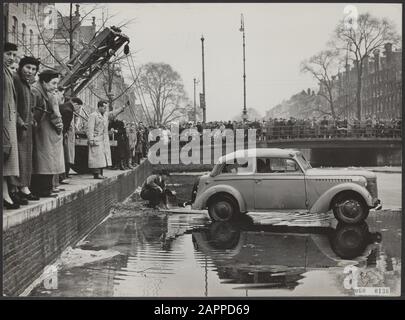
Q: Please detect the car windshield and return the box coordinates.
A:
[296,153,312,171]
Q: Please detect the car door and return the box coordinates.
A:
[254,157,307,210]
[213,157,255,210]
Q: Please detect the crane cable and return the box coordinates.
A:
[116,58,139,122]
[127,53,150,121]
[126,52,153,124]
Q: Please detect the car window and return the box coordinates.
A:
[221,158,253,174]
[256,157,301,173]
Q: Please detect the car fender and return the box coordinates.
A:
[309,182,373,214]
[191,184,247,212]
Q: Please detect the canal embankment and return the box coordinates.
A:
[3,160,152,296]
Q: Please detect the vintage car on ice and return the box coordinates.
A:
[191,148,382,224]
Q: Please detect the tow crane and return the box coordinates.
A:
[59,26,129,97]
[59,26,130,173]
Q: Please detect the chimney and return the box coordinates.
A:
[384,43,393,65]
[75,4,80,17]
[92,16,96,27]
[373,49,380,71]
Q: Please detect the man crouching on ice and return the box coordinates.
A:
[141,170,174,208]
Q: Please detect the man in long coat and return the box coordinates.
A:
[3,42,20,209]
[87,100,126,179]
[11,56,41,201]
[31,69,65,197]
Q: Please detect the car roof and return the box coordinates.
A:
[218,148,300,163]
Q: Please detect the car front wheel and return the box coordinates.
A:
[332,194,369,224]
[208,195,240,222]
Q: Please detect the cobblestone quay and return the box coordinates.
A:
[3,160,152,296]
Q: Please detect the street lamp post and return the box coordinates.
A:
[240,14,248,122]
[193,78,200,122]
[201,35,206,123]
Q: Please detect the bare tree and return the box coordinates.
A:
[301,50,341,118]
[137,63,189,125]
[332,13,400,120]
[30,4,112,70]
[82,48,140,112]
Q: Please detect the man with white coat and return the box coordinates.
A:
[87,100,126,179]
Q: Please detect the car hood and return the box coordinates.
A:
[305,167,376,179]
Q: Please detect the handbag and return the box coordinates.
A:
[3,127,12,160]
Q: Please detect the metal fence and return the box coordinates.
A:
[258,125,402,140]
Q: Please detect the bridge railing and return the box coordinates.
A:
[259,125,402,140]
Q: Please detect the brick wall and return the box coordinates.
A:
[3,160,152,296]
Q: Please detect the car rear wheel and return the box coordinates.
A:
[208,195,240,222]
[332,194,369,224]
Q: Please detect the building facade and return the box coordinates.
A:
[4,3,54,65]
[267,43,402,120]
[333,42,402,120]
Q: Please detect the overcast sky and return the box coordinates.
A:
[59,3,402,121]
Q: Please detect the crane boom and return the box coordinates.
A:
[59,26,130,97]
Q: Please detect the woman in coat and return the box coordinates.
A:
[3,42,20,209]
[12,56,41,201]
[30,69,65,197]
[87,100,126,179]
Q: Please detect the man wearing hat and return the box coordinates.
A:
[3,42,20,209]
[10,56,41,203]
[30,69,65,197]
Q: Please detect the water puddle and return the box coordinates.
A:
[29,206,401,297]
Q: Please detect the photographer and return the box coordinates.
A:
[140,170,170,208]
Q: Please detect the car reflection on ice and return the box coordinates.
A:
[191,220,381,290]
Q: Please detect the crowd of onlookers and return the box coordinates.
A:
[142,115,402,145]
[2,42,129,209]
[107,120,150,170]
[3,42,93,209]
[255,116,402,140]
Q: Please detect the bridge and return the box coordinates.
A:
[255,137,401,167]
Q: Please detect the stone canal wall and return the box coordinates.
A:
[2,160,152,296]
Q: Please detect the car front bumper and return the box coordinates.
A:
[373,199,382,210]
